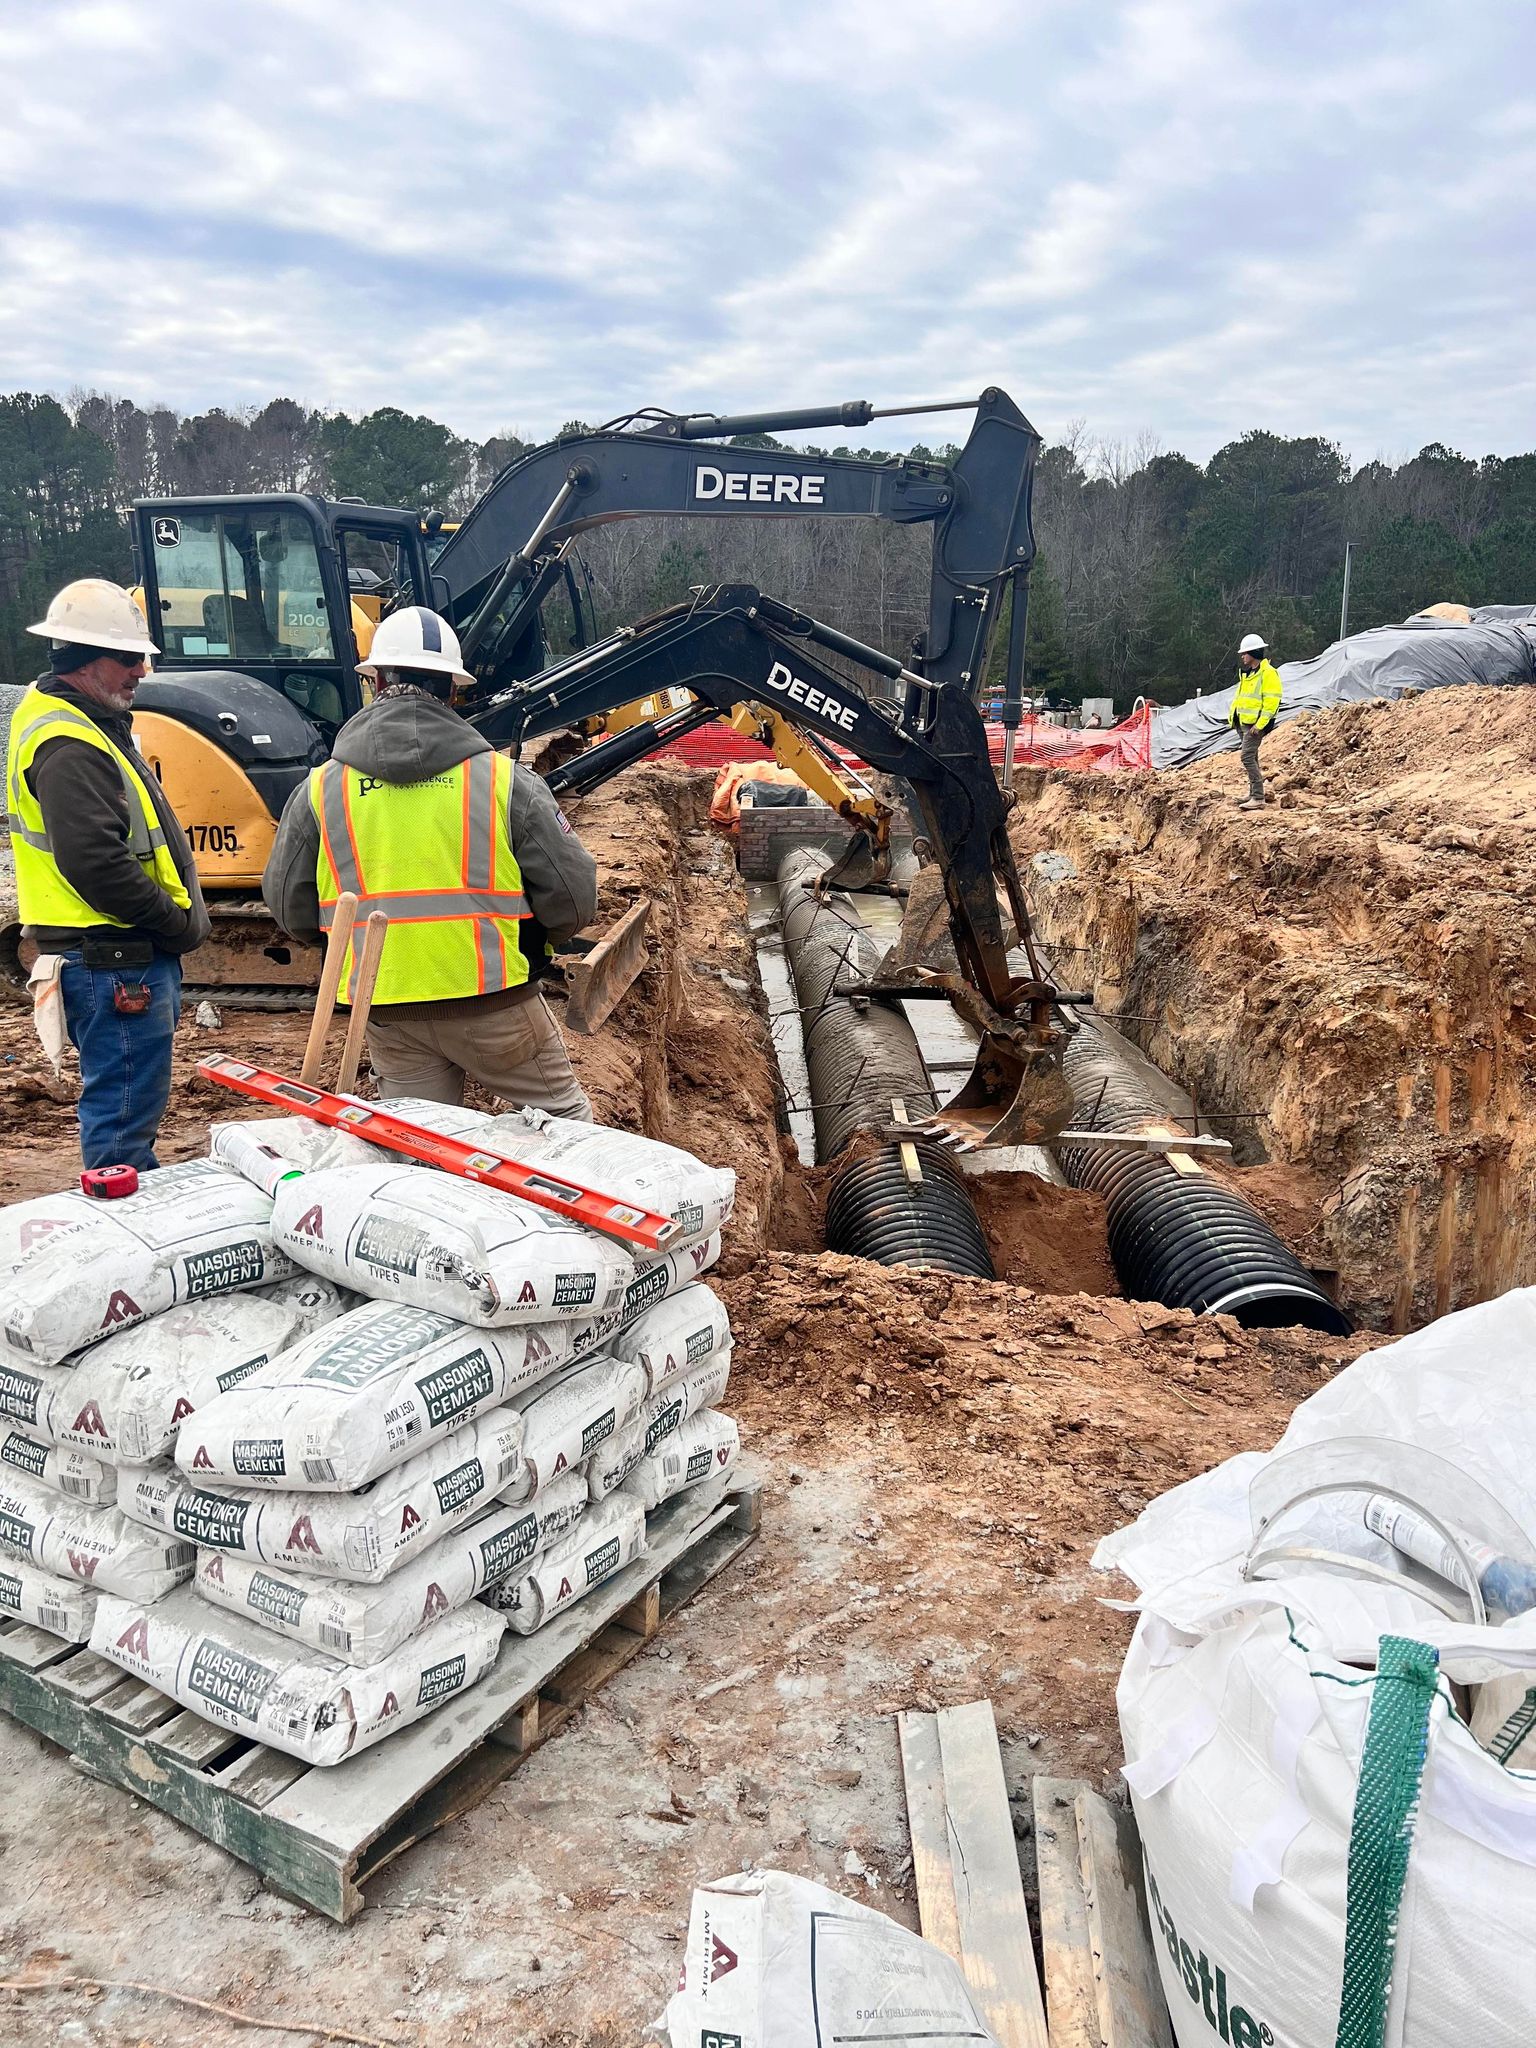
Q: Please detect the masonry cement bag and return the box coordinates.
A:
[604,1281,733,1394]
[586,1352,732,1499]
[122,1407,525,1583]
[0,1425,115,1504]
[92,1584,505,1765]
[0,1160,297,1366]
[620,1409,740,1511]
[658,1868,1002,2048]
[1095,1288,1536,2048]
[0,1279,351,1467]
[194,1470,588,1666]
[482,1107,736,1246]
[211,1100,493,1197]
[0,1555,99,1640]
[0,1471,193,1599]
[174,1300,578,1490]
[484,1491,646,1634]
[271,1164,637,1327]
[503,1354,648,1500]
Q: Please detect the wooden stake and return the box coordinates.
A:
[299,891,356,1087]
[336,911,388,1095]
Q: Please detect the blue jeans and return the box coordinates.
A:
[59,950,182,1171]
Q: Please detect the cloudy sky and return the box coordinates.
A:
[0,0,1531,463]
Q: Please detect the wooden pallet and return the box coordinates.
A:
[0,1477,759,1923]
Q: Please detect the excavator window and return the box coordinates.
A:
[152,509,336,665]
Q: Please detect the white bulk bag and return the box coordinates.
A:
[0,1160,296,1366]
[175,1300,576,1490]
[0,1555,99,1640]
[658,1869,1002,2048]
[92,1585,505,1766]
[0,1281,350,1466]
[194,1470,588,1666]
[604,1281,733,1394]
[0,1472,192,1599]
[503,1354,648,1499]
[0,1425,115,1503]
[484,1492,646,1635]
[483,1107,735,1246]
[1097,1289,1536,2048]
[587,1353,732,1500]
[270,1165,635,1326]
[620,1409,740,1512]
[122,1407,525,1583]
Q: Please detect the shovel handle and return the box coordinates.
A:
[336,911,388,1096]
[300,891,357,1086]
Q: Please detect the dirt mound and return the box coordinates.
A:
[1011,685,1536,1330]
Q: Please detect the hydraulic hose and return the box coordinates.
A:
[1058,1027,1351,1334]
[776,849,992,1277]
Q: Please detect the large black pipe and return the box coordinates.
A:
[1059,1027,1352,1334]
[776,850,992,1277]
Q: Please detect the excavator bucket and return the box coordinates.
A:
[820,825,891,892]
[921,1028,1076,1151]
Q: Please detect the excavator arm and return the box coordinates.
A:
[484,583,1076,1146]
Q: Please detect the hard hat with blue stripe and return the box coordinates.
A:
[357,605,474,685]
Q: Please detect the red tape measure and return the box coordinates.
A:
[80,1164,140,1199]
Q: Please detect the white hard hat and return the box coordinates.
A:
[27,578,158,657]
[1238,633,1268,654]
[357,605,473,685]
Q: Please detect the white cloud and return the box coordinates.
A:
[0,0,1531,459]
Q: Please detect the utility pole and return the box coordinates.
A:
[1340,540,1357,642]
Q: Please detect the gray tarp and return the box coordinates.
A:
[1150,605,1536,771]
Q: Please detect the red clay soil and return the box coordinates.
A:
[1009,685,1536,1332]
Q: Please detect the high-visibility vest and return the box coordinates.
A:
[310,750,531,1003]
[5,684,191,929]
[1230,658,1283,729]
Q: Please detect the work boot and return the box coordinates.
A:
[1237,797,1264,811]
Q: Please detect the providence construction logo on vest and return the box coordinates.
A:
[1144,1858,1274,2046]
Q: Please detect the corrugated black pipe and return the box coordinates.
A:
[777,850,992,1277]
[1059,1027,1352,1334]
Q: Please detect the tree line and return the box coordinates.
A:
[2,386,1533,704]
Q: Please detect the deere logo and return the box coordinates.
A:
[1145,1861,1272,2046]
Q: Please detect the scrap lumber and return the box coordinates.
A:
[1074,1782,1175,2048]
[898,1700,1049,2048]
[1031,1778,1098,2048]
[563,895,652,1034]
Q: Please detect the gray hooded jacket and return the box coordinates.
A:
[263,690,598,1017]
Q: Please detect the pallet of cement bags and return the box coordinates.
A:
[0,1475,759,1921]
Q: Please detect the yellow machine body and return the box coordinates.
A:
[130,710,277,890]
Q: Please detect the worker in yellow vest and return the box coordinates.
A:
[6,579,209,1168]
[264,606,597,1114]
[1229,632,1283,809]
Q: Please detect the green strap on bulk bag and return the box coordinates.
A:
[1334,1635,1440,2048]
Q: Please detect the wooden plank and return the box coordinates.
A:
[934,1701,1049,2048]
[98,1680,181,1735]
[615,1581,661,1638]
[1031,1778,1098,2048]
[1076,1786,1175,2048]
[47,1651,128,1705]
[564,897,652,1034]
[217,1745,312,1809]
[1053,1128,1231,1157]
[0,1621,77,1673]
[898,1710,963,1965]
[149,1709,246,1770]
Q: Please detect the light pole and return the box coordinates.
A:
[1340,540,1358,642]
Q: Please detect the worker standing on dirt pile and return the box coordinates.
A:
[1229,632,1283,809]
[264,605,597,1115]
[7,579,210,1170]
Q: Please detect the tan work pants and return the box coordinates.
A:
[366,992,592,1118]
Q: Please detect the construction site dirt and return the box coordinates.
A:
[0,755,1385,2047]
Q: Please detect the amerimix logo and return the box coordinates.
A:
[1145,1861,1273,2046]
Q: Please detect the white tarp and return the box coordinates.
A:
[1151,611,1536,771]
[484,1492,646,1635]
[174,1300,578,1491]
[193,1470,588,1666]
[1095,1288,1536,2048]
[0,1160,296,1366]
[0,1553,100,1640]
[270,1164,636,1327]
[658,1869,1001,2048]
[122,1407,526,1583]
[0,1279,350,1466]
[622,1410,741,1512]
[92,1584,505,1765]
[0,1470,192,1600]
